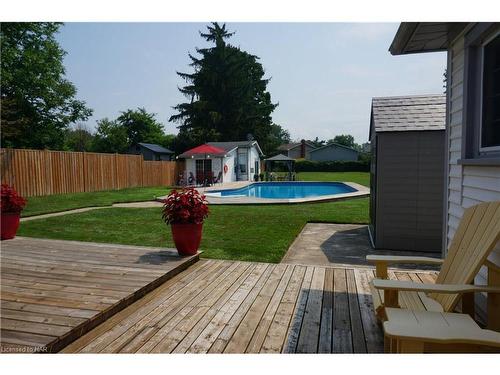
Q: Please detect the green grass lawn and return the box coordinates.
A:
[21,172,369,217]
[18,171,370,263]
[18,197,368,263]
[297,171,369,186]
[22,186,171,217]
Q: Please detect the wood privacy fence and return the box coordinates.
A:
[0,148,180,197]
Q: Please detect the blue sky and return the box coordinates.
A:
[57,22,446,143]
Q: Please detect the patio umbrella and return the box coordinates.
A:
[180,144,227,185]
[182,144,226,157]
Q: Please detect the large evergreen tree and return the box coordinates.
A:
[1,23,92,149]
[170,23,280,154]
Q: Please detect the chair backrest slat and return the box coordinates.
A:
[432,201,500,311]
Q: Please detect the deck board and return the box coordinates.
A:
[0,237,199,353]
[62,259,437,353]
[1,240,439,354]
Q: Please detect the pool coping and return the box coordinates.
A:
[197,181,370,205]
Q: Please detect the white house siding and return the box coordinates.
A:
[184,157,225,183]
[211,157,224,182]
[249,146,261,179]
[183,144,260,184]
[185,158,195,181]
[446,30,500,319]
[223,149,237,183]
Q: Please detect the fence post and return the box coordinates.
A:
[83,151,87,192]
[44,149,50,196]
[115,153,119,190]
[140,158,144,187]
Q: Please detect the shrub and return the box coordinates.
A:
[295,159,369,172]
[161,188,209,225]
[1,184,27,213]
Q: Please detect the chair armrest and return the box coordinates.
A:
[372,279,500,294]
[366,255,444,266]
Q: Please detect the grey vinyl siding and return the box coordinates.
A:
[288,148,302,159]
[141,148,155,161]
[140,148,171,161]
[374,131,445,252]
[129,145,172,161]
[445,26,500,321]
[287,144,314,159]
[308,145,358,161]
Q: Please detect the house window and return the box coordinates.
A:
[462,24,500,163]
[480,33,500,151]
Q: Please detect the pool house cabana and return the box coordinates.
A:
[177,144,226,186]
[178,140,264,186]
[264,154,296,181]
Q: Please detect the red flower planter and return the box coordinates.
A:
[1,212,21,240]
[171,223,203,256]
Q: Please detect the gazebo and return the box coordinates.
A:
[264,154,296,181]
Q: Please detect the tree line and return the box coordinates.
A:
[1,22,290,156]
[1,23,367,158]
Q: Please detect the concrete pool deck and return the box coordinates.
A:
[167,181,369,205]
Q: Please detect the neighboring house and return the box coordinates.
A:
[369,94,446,252]
[178,140,264,183]
[277,140,316,159]
[128,143,174,161]
[308,142,359,162]
[390,22,500,320]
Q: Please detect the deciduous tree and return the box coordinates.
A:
[1,22,92,149]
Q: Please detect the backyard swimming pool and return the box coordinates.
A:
[206,182,357,199]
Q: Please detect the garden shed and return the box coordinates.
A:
[369,94,446,252]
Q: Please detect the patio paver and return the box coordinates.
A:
[0,237,198,353]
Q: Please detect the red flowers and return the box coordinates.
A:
[161,188,209,225]
[1,184,27,213]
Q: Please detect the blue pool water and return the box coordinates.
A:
[207,182,357,199]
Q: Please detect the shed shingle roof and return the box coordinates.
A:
[138,143,174,154]
[371,94,446,134]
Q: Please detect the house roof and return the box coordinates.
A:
[277,141,316,151]
[389,22,469,55]
[207,141,264,156]
[264,154,295,162]
[138,143,174,154]
[370,94,446,138]
[309,142,359,154]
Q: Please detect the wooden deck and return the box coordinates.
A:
[0,237,199,353]
[62,259,437,353]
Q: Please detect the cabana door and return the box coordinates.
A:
[237,148,248,181]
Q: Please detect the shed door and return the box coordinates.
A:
[375,132,444,252]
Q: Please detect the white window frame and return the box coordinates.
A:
[479,30,500,153]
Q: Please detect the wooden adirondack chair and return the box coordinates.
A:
[382,308,500,353]
[367,201,500,331]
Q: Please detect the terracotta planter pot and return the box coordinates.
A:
[1,212,21,240]
[171,223,203,256]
